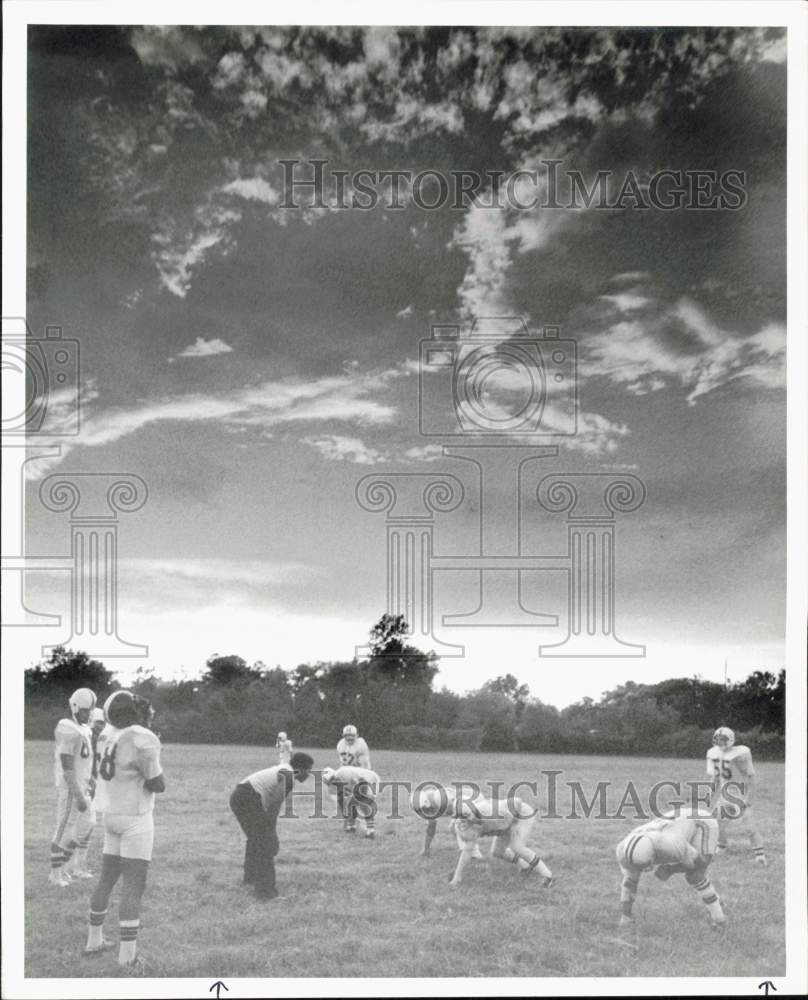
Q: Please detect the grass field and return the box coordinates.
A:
[24,741,785,979]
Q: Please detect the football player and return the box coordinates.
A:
[616,808,725,929]
[410,785,483,861]
[411,784,553,887]
[50,688,97,886]
[335,726,370,825]
[276,731,293,766]
[336,724,371,768]
[707,727,767,865]
[322,765,380,838]
[84,690,165,968]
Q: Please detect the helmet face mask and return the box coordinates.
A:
[712,727,735,750]
[278,732,287,741]
[342,724,357,742]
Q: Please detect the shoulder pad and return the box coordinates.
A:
[131,726,161,750]
[55,718,80,738]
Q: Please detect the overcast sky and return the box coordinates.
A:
[20,25,787,706]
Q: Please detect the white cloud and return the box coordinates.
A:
[174,337,234,359]
[599,292,652,312]
[27,370,403,473]
[584,298,786,403]
[222,177,278,205]
[402,444,445,463]
[759,34,787,64]
[301,434,385,465]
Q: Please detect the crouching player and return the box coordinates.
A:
[84,691,165,968]
[322,765,379,838]
[615,809,725,929]
[412,784,553,887]
[410,785,482,861]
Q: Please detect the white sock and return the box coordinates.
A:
[118,920,139,965]
[87,910,106,949]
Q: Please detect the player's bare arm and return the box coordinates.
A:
[60,753,88,813]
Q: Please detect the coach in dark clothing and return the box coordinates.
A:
[229,752,314,900]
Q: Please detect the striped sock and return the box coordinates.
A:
[119,920,140,965]
[50,847,68,870]
[753,846,766,859]
[691,875,724,922]
[523,854,552,879]
[87,909,107,950]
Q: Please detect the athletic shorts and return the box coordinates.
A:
[103,811,155,861]
[53,787,96,848]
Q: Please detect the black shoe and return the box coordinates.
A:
[254,888,279,901]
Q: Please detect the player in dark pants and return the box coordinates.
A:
[230,752,313,900]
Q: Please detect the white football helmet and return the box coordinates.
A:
[69,688,96,719]
[322,767,336,784]
[278,731,287,741]
[89,707,106,728]
[342,724,357,739]
[622,833,655,869]
[410,784,455,820]
[712,727,735,750]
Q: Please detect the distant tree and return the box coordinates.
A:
[203,654,261,686]
[483,674,531,721]
[25,646,114,698]
[368,614,409,656]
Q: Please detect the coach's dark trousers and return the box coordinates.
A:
[229,782,279,897]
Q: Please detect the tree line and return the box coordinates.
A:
[24,615,785,759]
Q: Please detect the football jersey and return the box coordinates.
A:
[336,736,370,768]
[628,814,718,867]
[454,793,536,837]
[330,765,379,793]
[98,724,162,816]
[706,745,755,789]
[53,718,93,790]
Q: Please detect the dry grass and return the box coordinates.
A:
[24,741,784,979]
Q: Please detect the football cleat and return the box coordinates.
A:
[618,914,634,928]
[542,876,555,889]
[48,870,72,887]
[364,829,375,839]
[84,938,115,955]
[754,855,768,867]
[66,867,95,880]
[715,844,728,855]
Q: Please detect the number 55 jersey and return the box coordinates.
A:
[96,724,162,815]
[706,743,755,796]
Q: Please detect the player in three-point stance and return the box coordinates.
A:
[411,784,553,887]
[410,785,483,861]
[84,691,165,968]
[323,765,380,838]
[50,688,97,886]
[615,808,725,929]
[275,731,293,766]
[707,726,767,865]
